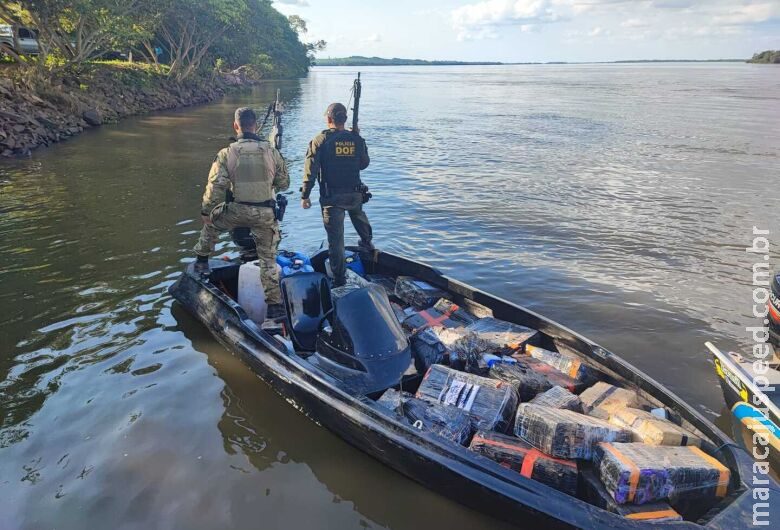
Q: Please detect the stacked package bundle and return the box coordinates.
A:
[394,277,448,309]
[529,386,583,412]
[416,365,518,432]
[410,328,447,372]
[402,299,476,333]
[402,397,473,445]
[489,361,552,401]
[579,468,683,522]
[365,274,398,299]
[465,317,537,353]
[599,407,702,447]
[524,345,599,385]
[514,404,632,460]
[469,431,578,495]
[429,327,491,370]
[580,382,641,414]
[488,357,581,399]
[595,443,730,505]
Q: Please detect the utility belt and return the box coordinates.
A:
[234,199,276,208]
[322,182,371,203]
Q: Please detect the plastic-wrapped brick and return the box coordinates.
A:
[579,467,683,522]
[469,430,578,495]
[394,277,448,309]
[410,328,447,373]
[402,299,475,333]
[365,274,398,299]
[489,361,552,401]
[599,407,702,447]
[580,382,641,414]
[416,365,518,433]
[594,442,730,505]
[524,345,599,385]
[376,388,412,412]
[429,327,490,370]
[514,404,632,460]
[465,317,537,352]
[529,386,583,412]
[402,397,473,445]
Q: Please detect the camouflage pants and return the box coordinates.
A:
[321,191,373,285]
[194,202,281,304]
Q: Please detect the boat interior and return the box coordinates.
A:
[199,248,749,526]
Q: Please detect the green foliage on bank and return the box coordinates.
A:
[0,0,322,80]
[747,51,780,64]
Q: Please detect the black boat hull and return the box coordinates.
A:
[170,250,775,529]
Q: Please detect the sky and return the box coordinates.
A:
[272,0,780,62]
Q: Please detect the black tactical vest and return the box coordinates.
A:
[319,129,363,193]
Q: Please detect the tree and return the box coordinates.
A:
[152,0,247,82]
[17,0,159,65]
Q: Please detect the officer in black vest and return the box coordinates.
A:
[301,102,373,287]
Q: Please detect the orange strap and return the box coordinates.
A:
[624,509,680,521]
[520,449,542,478]
[688,446,730,497]
[599,443,640,503]
[472,435,577,471]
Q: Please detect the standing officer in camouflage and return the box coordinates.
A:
[195,107,289,305]
[301,103,374,287]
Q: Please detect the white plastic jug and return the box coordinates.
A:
[238,261,267,324]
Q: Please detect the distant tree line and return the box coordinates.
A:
[315,56,502,67]
[747,51,780,64]
[0,1,324,80]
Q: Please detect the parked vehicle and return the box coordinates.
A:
[0,25,39,55]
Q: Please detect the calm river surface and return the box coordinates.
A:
[1,64,778,529]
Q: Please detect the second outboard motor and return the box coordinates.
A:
[315,285,410,395]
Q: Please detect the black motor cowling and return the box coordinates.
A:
[315,284,411,395]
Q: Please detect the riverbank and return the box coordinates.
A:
[0,62,257,158]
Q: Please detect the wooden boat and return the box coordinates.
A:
[169,248,776,529]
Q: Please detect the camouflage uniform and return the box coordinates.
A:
[302,127,372,286]
[195,132,289,303]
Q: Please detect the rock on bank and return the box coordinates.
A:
[0,63,256,158]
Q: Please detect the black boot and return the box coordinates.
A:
[266,303,286,320]
[358,239,375,252]
[194,255,209,274]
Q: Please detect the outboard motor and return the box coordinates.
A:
[770,271,780,348]
[315,285,410,395]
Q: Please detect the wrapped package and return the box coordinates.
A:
[429,327,489,370]
[365,274,398,299]
[402,300,475,333]
[599,407,702,447]
[390,302,408,325]
[529,386,583,412]
[394,277,448,309]
[402,397,473,445]
[469,431,578,495]
[489,361,552,401]
[376,388,412,412]
[416,365,518,433]
[580,382,641,414]
[410,328,447,373]
[465,317,537,352]
[595,443,730,505]
[524,345,599,385]
[580,468,683,522]
[331,284,363,300]
[514,404,632,460]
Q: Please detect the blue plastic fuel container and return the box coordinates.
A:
[345,251,365,276]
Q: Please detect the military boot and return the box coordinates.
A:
[358,239,375,252]
[266,303,286,320]
[194,255,210,275]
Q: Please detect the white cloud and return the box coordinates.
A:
[275,0,309,5]
[365,33,382,43]
[587,26,609,36]
[710,2,779,25]
[452,0,561,40]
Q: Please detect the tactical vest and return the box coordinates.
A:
[319,130,362,193]
[226,139,276,203]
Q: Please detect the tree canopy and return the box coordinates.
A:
[0,0,320,80]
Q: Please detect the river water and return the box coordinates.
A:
[0,64,778,529]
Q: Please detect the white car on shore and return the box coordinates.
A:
[0,24,40,56]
